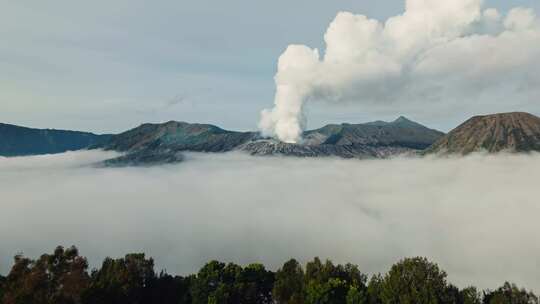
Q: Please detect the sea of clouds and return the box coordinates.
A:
[1,150,539,291]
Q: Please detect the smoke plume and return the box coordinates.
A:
[259,0,540,143]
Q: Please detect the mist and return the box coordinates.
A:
[1,150,539,291]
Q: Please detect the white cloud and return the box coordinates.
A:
[260,0,540,143]
[505,7,537,30]
[1,150,540,292]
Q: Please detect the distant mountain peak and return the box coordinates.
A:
[393,116,413,123]
[362,116,422,127]
[426,112,540,155]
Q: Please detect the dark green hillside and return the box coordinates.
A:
[0,123,111,156]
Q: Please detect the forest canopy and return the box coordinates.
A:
[0,246,537,304]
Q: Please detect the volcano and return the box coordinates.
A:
[425,112,540,155]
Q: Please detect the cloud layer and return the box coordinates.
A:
[1,150,540,292]
[260,0,540,143]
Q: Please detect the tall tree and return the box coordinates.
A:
[304,258,367,304]
[82,253,155,304]
[2,255,43,304]
[235,263,275,304]
[190,261,274,304]
[190,260,228,304]
[381,257,450,304]
[2,246,89,304]
[347,286,368,304]
[273,259,306,304]
[46,246,90,304]
[460,286,482,304]
[483,282,538,304]
[367,274,384,304]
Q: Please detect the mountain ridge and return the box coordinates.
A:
[0,123,111,157]
[5,112,540,166]
[96,117,444,165]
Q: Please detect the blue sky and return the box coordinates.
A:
[1,0,539,133]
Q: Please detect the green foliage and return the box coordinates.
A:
[235,263,274,304]
[347,286,368,304]
[190,260,228,304]
[1,246,89,304]
[190,261,274,304]
[0,247,538,304]
[460,286,482,304]
[381,257,450,304]
[82,253,155,304]
[483,282,539,304]
[306,277,349,304]
[273,259,306,304]
[367,274,384,304]
[304,257,368,304]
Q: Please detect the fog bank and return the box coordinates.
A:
[1,150,539,291]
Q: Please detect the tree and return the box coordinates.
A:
[82,253,155,304]
[190,260,274,304]
[45,246,90,304]
[190,260,252,304]
[460,286,482,304]
[304,258,368,304]
[211,262,243,304]
[2,254,43,304]
[3,248,540,304]
[483,282,539,304]
[367,274,384,304]
[347,286,368,304]
[0,274,5,302]
[273,259,306,304]
[190,260,228,304]
[144,271,192,304]
[381,257,450,304]
[306,277,350,304]
[2,246,89,304]
[235,263,275,304]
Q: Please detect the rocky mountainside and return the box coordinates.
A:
[95,121,257,165]
[239,140,414,159]
[241,117,444,158]
[425,112,540,155]
[0,123,111,157]
[304,116,442,148]
[96,121,257,152]
[98,117,444,165]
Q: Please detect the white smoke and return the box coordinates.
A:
[259,0,540,143]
